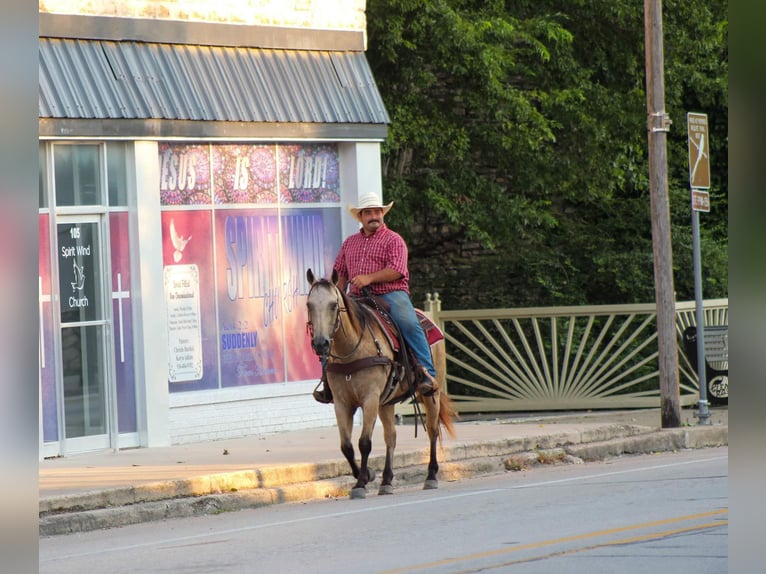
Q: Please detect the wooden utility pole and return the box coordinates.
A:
[644,0,681,428]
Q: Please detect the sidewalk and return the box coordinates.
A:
[39,407,728,536]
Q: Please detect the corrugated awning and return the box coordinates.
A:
[39,38,390,139]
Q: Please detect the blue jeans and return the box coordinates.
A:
[378,290,436,377]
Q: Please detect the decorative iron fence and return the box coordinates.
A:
[412,297,728,414]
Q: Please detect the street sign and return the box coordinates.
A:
[691,189,710,212]
[687,112,711,189]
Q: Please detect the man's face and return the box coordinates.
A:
[359,207,384,234]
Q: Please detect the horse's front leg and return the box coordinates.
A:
[335,403,360,480]
[378,404,397,495]
[350,401,378,499]
[350,434,372,498]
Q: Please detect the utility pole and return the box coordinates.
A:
[644,0,681,428]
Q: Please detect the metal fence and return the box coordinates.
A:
[413,297,728,414]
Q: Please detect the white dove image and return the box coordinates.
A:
[71,260,85,292]
[169,219,192,263]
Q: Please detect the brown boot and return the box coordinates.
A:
[312,380,333,404]
[417,368,438,396]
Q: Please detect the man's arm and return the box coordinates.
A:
[349,268,402,290]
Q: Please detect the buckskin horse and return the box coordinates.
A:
[305,268,457,499]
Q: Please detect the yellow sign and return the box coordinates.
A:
[687,112,711,189]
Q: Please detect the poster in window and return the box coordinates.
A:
[278,143,340,204]
[212,144,278,205]
[110,212,137,432]
[280,208,341,381]
[159,143,211,206]
[164,264,203,382]
[57,222,100,324]
[162,210,218,391]
[215,209,284,385]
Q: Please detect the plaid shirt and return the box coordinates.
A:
[333,224,410,296]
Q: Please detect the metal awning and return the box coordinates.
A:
[39,38,390,139]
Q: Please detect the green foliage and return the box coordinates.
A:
[366,0,728,309]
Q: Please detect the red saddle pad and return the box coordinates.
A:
[416,309,444,346]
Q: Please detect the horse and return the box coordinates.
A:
[305,268,457,499]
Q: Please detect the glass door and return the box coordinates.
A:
[56,217,113,452]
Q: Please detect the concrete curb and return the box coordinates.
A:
[565,425,728,461]
[40,423,727,537]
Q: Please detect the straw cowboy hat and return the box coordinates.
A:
[348,192,394,221]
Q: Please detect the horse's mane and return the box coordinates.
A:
[336,283,366,333]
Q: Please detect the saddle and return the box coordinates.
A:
[354,294,444,405]
[357,295,444,350]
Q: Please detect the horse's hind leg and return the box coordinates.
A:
[420,341,450,490]
[422,393,441,489]
[378,404,397,495]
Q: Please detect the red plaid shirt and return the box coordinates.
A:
[333,225,410,296]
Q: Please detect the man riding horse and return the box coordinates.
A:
[313,192,438,404]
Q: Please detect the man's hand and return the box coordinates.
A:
[349,274,372,290]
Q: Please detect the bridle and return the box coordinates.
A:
[306,280,343,337]
[306,280,368,361]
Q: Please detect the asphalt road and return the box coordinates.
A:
[40,446,727,573]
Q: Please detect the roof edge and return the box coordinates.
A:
[39,12,366,51]
[39,118,388,141]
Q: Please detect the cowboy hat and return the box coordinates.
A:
[348,192,394,221]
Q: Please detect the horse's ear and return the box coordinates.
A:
[331,268,338,285]
[306,268,315,285]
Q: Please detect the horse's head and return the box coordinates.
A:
[306,268,342,356]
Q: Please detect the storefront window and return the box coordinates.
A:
[54,144,101,206]
[159,142,342,392]
[40,142,139,452]
[107,142,129,206]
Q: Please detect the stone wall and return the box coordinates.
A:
[40,0,366,30]
[406,221,499,311]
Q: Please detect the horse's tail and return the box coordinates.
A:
[438,392,458,440]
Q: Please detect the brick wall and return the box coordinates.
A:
[169,385,341,444]
[40,0,366,30]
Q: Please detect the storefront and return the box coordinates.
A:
[38,13,389,456]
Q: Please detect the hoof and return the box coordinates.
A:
[423,479,438,490]
[378,484,394,495]
[350,487,367,499]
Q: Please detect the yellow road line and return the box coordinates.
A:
[377,508,728,574]
[456,520,729,572]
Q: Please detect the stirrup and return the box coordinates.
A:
[312,381,333,404]
[418,369,437,397]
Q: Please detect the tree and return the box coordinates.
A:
[365,0,728,308]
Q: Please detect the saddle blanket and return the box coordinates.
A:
[417,309,445,346]
[359,296,444,352]
[370,308,444,352]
